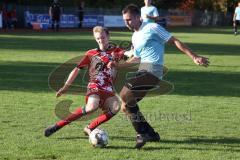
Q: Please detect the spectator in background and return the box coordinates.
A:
[77,1,85,28]
[49,0,62,31]
[141,0,159,23]
[233,1,240,35]
[11,6,17,29]
[2,4,8,29]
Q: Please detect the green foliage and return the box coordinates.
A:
[9,0,233,11]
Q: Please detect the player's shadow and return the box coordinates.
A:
[110,137,240,151]
[111,136,240,145]
[54,135,240,151]
[161,137,240,145]
[110,136,135,141]
[56,136,88,140]
[105,145,173,150]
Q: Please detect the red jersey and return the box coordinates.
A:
[77,46,124,93]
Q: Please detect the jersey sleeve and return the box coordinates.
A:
[141,7,144,18]
[150,23,172,43]
[76,51,94,69]
[113,48,125,61]
[153,7,159,17]
[131,35,140,58]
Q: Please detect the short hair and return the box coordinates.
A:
[93,26,109,36]
[122,4,140,16]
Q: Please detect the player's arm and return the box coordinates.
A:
[233,14,237,27]
[146,7,160,21]
[56,67,80,97]
[167,36,210,67]
[146,15,159,21]
[112,47,140,68]
[116,56,140,68]
[233,13,236,21]
[56,53,90,97]
[49,6,52,17]
[233,8,237,22]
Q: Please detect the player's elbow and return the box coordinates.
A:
[167,36,178,45]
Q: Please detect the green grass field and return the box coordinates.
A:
[0,27,240,160]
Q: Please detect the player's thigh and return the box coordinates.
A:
[120,85,148,106]
[103,95,120,114]
[119,86,136,103]
[85,94,100,113]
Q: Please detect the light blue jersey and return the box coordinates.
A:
[132,22,172,79]
[141,6,159,23]
[235,7,240,20]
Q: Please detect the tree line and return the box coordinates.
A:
[2,0,239,12]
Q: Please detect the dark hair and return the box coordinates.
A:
[122,4,140,16]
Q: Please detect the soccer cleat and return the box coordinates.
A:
[148,132,161,142]
[135,132,160,149]
[44,125,60,137]
[234,32,238,36]
[83,126,91,136]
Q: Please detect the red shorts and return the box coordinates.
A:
[85,88,115,109]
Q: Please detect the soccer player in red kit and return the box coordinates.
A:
[44,26,124,137]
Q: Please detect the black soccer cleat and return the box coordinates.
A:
[135,132,160,149]
[44,125,60,137]
[148,132,160,142]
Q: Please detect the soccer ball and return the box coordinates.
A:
[89,128,108,148]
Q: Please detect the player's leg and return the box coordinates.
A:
[120,71,160,148]
[236,20,240,35]
[234,20,237,35]
[44,94,100,137]
[120,86,157,133]
[56,15,60,32]
[51,18,55,30]
[84,95,120,135]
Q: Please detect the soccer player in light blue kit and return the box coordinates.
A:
[141,0,159,23]
[120,4,210,149]
[233,1,240,35]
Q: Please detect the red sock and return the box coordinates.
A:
[88,111,114,130]
[56,107,84,128]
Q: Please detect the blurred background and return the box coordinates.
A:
[0,0,239,29]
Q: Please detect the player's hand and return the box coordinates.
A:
[193,56,210,67]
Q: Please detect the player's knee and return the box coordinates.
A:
[85,95,100,113]
[120,86,134,103]
[111,104,120,114]
[85,102,98,113]
[109,100,120,114]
